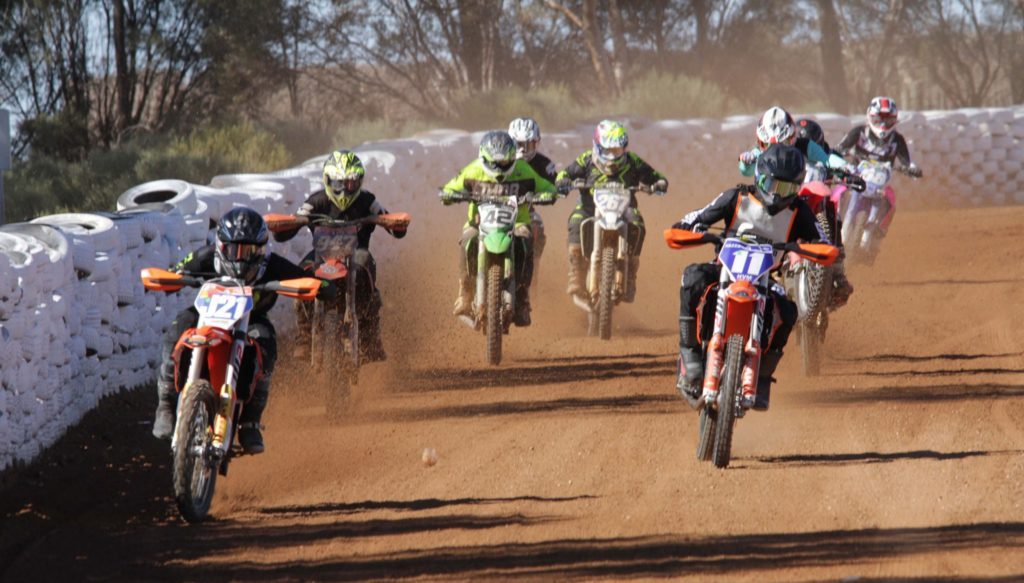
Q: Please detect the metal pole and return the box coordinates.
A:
[0,109,9,225]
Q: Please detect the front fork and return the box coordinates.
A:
[702,284,765,409]
[585,223,629,300]
[170,335,244,458]
[474,236,515,325]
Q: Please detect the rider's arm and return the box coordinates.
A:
[441,162,476,200]
[627,153,666,186]
[893,132,913,168]
[273,192,327,243]
[790,201,829,243]
[674,188,739,230]
[738,148,759,177]
[530,153,559,183]
[834,126,862,156]
[369,196,407,239]
[172,245,214,274]
[519,160,558,203]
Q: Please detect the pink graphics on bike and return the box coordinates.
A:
[831,183,896,231]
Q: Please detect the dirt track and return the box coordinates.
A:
[2,196,1024,581]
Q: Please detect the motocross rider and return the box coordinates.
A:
[673,144,828,411]
[740,107,855,307]
[508,117,559,263]
[834,96,923,236]
[273,149,407,362]
[151,207,327,453]
[440,130,559,327]
[558,120,668,302]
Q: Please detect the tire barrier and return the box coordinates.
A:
[1,105,1021,470]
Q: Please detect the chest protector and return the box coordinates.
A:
[728,192,797,244]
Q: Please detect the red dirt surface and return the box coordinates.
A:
[2,199,1023,582]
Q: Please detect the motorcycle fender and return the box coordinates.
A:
[723,281,757,341]
[482,230,513,254]
[315,258,348,281]
[174,326,232,391]
[597,213,623,231]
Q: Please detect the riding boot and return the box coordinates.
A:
[754,350,784,411]
[831,256,854,308]
[567,244,587,297]
[623,255,641,303]
[238,379,269,454]
[513,285,532,327]
[452,274,474,317]
[152,380,177,440]
[676,317,705,407]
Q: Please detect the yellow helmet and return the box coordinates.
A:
[322,150,365,210]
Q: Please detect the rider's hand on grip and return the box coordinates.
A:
[556,179,573,195]
[739,148,759,165]
[906,163,923,178]
[847,175,866,192]
[652,178,668,196]
[316,280,339,299]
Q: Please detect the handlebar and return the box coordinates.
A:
[140,268,324,300]
[663,228,839,265]
[563,179,659,195]
[264,212,411,233]
[442,191,547,205]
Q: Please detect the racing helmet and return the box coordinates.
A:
[796,118,827,149]
[756,106,796,149]
[214,207,269,283]
[508,117,541,161]
[754,144,806,213]
[592,119,629,175]
[322,149,365,211]
[867,96,899,142]
[479,130,518,178]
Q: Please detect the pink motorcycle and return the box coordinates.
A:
[830,159,914,266]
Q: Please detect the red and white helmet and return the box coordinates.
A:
[756,106,796,149]
[867,96,899,141]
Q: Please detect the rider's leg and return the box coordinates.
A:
[238,316,277,454]
[624,211,646,303]
[677,263,720,402]
[513,227,533,327]
[530,209,546,261]
[353,249,386,362]
[824,203,854,307]
[454,225,478,317]
[879,186,897,235]
[292,250,316,358]
[566,204,588,296]
[754,292,797,411]
[153,307,199,439]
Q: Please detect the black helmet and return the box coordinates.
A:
[754,144,806,213]
[796,118,826,148]
[215,207,269,283]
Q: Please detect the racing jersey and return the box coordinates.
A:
[272,188,404,248]
[835,125,913,167]
[441,158,558,227]
[556,150,665,212]
[738,137,850,177]
[678,185,827,245]
[172,246,311,315]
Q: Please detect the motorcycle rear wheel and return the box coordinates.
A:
[596,244,615,340]
[485,260,503,366]
[172,380,219,523]
[712,335,744,469]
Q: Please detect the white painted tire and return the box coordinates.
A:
[32,213,122,255]
[117,180,197,215]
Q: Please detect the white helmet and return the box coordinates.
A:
[508,117,541,161]
[756,106,796,149]
[867,96,899,141]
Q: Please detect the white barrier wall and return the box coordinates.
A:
[1,106,1021,469]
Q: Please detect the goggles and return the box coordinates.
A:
[484,157,515,173]
[515,140,537,158]
[869,113,897,130]
[757,174,801,199]
[328,176,360,193]
[218,241,264,262]
[595,144,626,162]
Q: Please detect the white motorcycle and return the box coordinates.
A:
[569,181,658,340]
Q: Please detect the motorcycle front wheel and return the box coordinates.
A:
[485,259,503,366]
[596,244,616,340]
[712,335,745,469]
[172,380,219,523]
